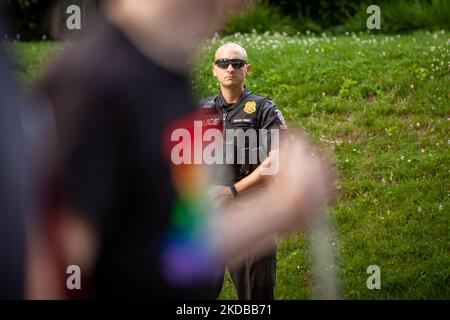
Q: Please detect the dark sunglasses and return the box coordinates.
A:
[214,58,247,69]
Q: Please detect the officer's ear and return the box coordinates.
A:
[212,64,217,77]
[245,64,251,76]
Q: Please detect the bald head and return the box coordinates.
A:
[215,43,248,61]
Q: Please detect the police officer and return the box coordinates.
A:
[201,43,288,300]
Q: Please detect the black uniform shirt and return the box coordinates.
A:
[201,87,287,185]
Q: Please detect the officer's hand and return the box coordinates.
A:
[208,185,233,209]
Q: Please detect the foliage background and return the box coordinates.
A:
[4,0,450,40]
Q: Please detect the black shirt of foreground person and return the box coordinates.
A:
[0,16,28,300]
[38,19,217,299]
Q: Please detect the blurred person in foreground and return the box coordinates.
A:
[0,14,28,300]
[201,43,288,299]
[0,9,57,299]
[34,0,334,299]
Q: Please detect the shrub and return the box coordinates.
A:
[3,0,55,40]
[222,0,295,35]
[345,0,450,33]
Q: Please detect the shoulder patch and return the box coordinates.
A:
[275,109,288,129]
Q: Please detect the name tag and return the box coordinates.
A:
[232,118,253,124]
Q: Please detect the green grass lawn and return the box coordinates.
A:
[12,30,450,299]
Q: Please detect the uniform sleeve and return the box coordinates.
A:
[258,100,288,154]
[258,100,288,130]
